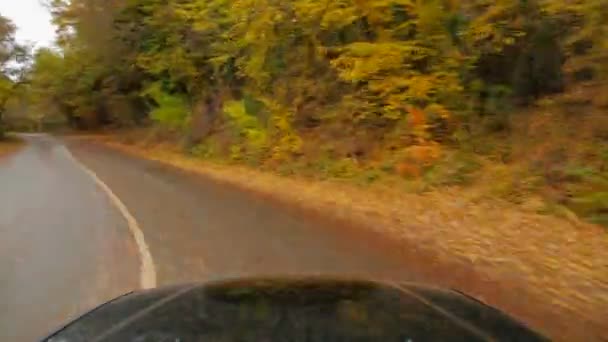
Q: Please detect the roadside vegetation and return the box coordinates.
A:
[3,1,608,226]
[1,2,607,337]
[0,14,28,141]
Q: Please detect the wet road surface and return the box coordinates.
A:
[0,135,139,341]
[68,140,413,286]
[2,134,414,341]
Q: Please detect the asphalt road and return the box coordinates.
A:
[0,134,139,341]
[1,134,412,341]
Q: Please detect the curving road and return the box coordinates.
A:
[1,134,413,341]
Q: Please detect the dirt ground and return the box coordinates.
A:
[0,136,24,159]
[78,134,608,341]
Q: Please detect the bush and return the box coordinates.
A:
[142,83,190,130]
[223,100,268,164]
[424,152,482,187]
[191,139,221,160]
[570,192,608,225]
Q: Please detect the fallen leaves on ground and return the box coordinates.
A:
[0,136,24,158]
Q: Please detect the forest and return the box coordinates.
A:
[1,0,607,225]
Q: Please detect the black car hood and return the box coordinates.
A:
[44,277,548,342]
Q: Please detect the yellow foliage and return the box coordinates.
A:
[425,104,451,120]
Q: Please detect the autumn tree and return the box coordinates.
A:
[23,0,603,166]
[0,15,18,139]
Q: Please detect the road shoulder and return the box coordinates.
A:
[0,135,24,159]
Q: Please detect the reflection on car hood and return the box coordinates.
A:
[44,277,548,342]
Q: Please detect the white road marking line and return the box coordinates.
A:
[62,147,157,289]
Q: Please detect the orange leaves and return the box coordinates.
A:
[407,104,453,141]
[394,106,444,179]
[404,144,442,166]
[407,106,429,142]
[395,162,421,178]
[407,106,427,127]
[395,144,443,179]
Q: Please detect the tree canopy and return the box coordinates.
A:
[3,0,603,224]
[20,0,606,153]
[0,15,19,138]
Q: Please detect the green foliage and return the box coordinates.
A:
[319,157,360,180]
[29,0,606,133]
[559,163,608,226]
[224,101,267,147]
[571,191,608,224]
[564,165,597,183]
[142,83,190,129]
[0,14,28,138]
[222,100,268,163]
[424,151,483,186]
[543,0,608,80]
[191,139,222,160]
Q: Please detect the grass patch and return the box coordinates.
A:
[423,151,483,187]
